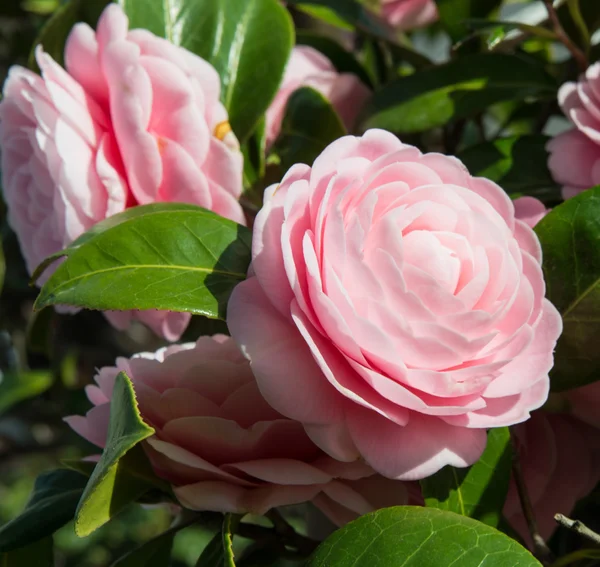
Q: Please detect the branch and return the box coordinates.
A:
[510,431,555,564]
[543,0,588,72]
[554,514,600,545]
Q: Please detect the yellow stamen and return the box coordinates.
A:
[214,120,232,141]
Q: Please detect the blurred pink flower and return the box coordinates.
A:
[265,46,370,148]
[0,4,244,340]
[380,0,439,31]
[228,129,562,481]
[504,412,600,542]
[547,63,600,199]
[66,335,410,520]
[513,196,548,229]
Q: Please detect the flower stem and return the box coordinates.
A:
[543,0,588,72]
[554,514,600,545]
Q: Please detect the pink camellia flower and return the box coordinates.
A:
[547,63,600,199]
[0,4,244,341]
[504,413,600,543]
[66,335,410,520]
[380,0,439,31]
[513,196,548,229]
[227,129,562,480]
[265,46,370,148]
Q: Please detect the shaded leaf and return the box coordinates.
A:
[435,0,503,41]
[363,53,556,134]
[0,537,54,567]
[0,371,53,415]
[195,514,240,567]
[535,186,600,391]
[33,203,251,320]
[111,530,174,566]
[0,470,87,552]
[306,507,541,567]
[75,372,155,536]
[420,428,512,527]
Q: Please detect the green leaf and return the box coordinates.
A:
[363,53,556,134]
[276,87,346,171]
[420,428,512,527]
[119,0,294,142]
[535,186,600,391]
[306,507,541,567]
[25,308,56,357]
[458,135,560,201]
[0,537,54,567]
[28,0,110,69]
[0,470,87,552]
[434,0,503,41]
[75,372,155,537]
[296,32,373,87]
[111,530,174,566]
[33,203,251,320]
[195,514,240,567]
[0,371,53,415]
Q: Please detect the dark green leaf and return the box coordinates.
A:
[276,87,346,171]
[0,537,54,567]
[363,53,556,134]
[111,530,174,566]
[29,0,110,69]
[306,507,541,567]
[535,186,600,391]
[25,308,56,357]
[420,428,512,527]
[458,135,560,202]
[296,32,373,87]
[0,371,53,415]
[435,0,503,41]
[0,470,87,552]
[120,0,294,142]
[33,203,251,320]
[242,118,267,190]
[195,514,240,567]
[75,372,155,536]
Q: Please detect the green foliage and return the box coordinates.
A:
[306,507,541,567]
[420,428,512,527]
[33,203,252,320]
[0,470,87,552]
[119,0,294,142]
[111,529,174,566]
[535,186,600,391]
[0,537,54,567]
[276,87,346,170]
[75,372,156,537]
[195,515,240,567]
[0,371,53,415]
[363,54,556,134]
[434,0,504,40]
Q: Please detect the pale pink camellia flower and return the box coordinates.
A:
[66,335,411,520]
[227,129,563,481]
[380,0,439,31]
[504,413,600,543]
[513,196,548,229]
[0,3,244,341]
[265,46,370,148]
[547,62,600,199]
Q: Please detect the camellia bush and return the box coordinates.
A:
[1,0,600,565]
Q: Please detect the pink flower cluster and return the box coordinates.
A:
[380,0,439,31]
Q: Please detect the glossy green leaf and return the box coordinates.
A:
[195,514,240,567]
[435,0,503,40]
[0,537,54,567]
[111,530,174,566]
[0,470,87,552]
[276,87,346,171]
[29,0,110,69]
[420,428,512,527]
[33,203,251,319]
[296,32,373,87]
[535,186,600,391]
[363,54,556,134]
[306,507,541,567]
[75,372,155,537]
[0,371,53,415]
[458,135,560,201]
[120,0,294,142]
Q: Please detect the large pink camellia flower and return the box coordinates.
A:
[504,413,600,543]
[547,63,600,199]
[227,129,562,480]
[380,0,439,31]
[66,335,410,520]
[265,46,370,148]
[0,4,244,341]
